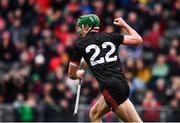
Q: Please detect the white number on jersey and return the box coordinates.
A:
[85,42,117,66]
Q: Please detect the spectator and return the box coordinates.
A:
[154,78,168,105]
[136,58,151,83]
[127,11,142,33]
[152,54,169,78]
[143,90,161,121]
[143,22,162,49]
[42,95,60,121]
[15,93,37,122]
[0,31,17,63]
[168,89,180,121]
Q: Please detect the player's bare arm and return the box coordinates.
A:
[113,17,143,45]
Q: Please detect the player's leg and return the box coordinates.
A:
[114,98,142,122]
[89,96,111,122]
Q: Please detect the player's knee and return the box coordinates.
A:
[89,106,100,120]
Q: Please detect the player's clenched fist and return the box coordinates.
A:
[76,69,85,79]
[113,17,127,27]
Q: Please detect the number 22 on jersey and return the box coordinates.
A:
[85,42,117,66]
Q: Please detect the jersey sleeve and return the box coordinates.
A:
[70,43,82,64]
[109,32,124,45]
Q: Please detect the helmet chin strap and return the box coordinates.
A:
[87,27,92,32]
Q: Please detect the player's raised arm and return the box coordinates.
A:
[113,17,143,45]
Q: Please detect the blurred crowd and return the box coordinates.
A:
[0,0,180,122]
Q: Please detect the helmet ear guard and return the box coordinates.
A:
[81,24,93,34]
[81,24,91,32]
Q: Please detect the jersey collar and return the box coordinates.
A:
[90,29,99,32]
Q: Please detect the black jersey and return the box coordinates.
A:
[71,32,126,89]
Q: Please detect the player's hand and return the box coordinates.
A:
[113,17,127,27]
[76,69,85,79]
